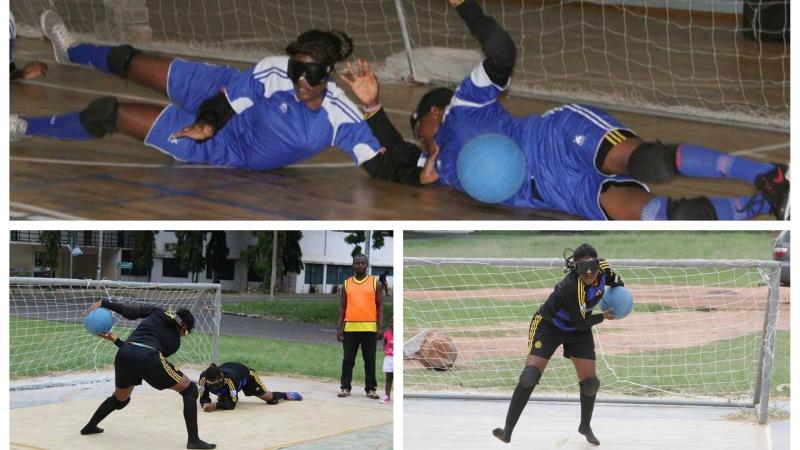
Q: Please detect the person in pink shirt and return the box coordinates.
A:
[379,325,393,404]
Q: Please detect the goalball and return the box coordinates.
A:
[456,134,526,204]
[84,307,113,334]
[599,286,633,319]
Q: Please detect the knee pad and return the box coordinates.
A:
[110,395,130,410]
[627,141,678,183]
[79,97,118,138]
[180,381,199,401]
[579,376,600,396]
[518,366,542,390]
[667,197,717,220]
[107,44,140,77]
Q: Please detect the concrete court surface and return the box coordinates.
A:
[11,373,393,450]
[404,398,788,450]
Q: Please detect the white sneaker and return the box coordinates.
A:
[40,10,77,64]
[10,115,29,142]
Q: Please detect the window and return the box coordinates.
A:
[304,263,324,285]
[371,266,393,277]
[326,265,353,285]
[247,264,261,282]
[206,259,236,281]
[162,258,188,278]
[121,250,149,276]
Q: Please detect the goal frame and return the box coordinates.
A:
[9,277,222,390]
[403,257,782,424]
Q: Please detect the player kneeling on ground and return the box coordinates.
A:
[199,362,302,412]
[81,299,215,449]
[493,244,624,446]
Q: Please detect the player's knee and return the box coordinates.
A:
[109,395,130,410]
[627,141,678,183]
[180,381,199,401]
[518,366,542,390]
[107,44,140,77]
[667,197,717,220]
[79,97,118,138]
[579,376,600,396]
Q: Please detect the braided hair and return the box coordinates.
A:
[286,29,354,69]
[563,243,598,272]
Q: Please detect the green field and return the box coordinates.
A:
[405,231,776,259]
[406,331,789,398]
[223,299,393,324]
[11,317,384,386]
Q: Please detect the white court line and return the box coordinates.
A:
[731,142,789,157]
[10,202,87,220]
[11,156,354,169]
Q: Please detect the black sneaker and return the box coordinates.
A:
[754,164,789,220]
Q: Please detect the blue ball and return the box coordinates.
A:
[456,134,526,204]
[599,286,633,319]
[84,307,113,334]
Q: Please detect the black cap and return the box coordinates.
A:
[176,308,195,333]
[410,87,454,137]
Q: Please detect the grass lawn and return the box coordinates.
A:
[223,299,393,324]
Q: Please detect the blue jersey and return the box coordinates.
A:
[146,57,381,170]
[434,62,648,219]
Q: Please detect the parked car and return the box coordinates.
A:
[773,230,790,286]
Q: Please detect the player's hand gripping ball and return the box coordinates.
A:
[599,286,633,319]
[84,307,114,334]
[457,134,526,204]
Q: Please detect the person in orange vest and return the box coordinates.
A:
[336,253,384,399]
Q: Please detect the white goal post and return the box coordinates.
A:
[403,257,782,424]
[10,277,222,391]
[10,0,788,130]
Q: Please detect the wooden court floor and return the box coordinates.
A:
[10,38,789,220]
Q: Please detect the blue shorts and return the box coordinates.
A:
[166,58,241,112]
[520,104,650,219]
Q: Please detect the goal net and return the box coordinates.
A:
[10,277,222,390]
[404,257,782,422]
[11,1,788,129]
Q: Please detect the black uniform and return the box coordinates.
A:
[101,299,186,390]
[198,362,268,410]
[528,259,623,360]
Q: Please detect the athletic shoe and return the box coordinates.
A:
[337,388,351,397]
[754,163,790,220]
[285,391,303,401]
[366,390,380,399]
[492,428,510,443]
[10,115,29,142]
[40,10,77,64]
[378,396,391,404]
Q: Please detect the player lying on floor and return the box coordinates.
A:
[338,0,789,220]
[198,362,302,412]
[10,10,420,184]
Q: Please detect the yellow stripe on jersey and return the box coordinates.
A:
[225,379,238,401]
[604,130,627,146]
[598,259,610,271]
[527,314,543,353]
[577,278,586,318]
[344,321,378,332]
[160,354,183,383]
[250,370,269,392]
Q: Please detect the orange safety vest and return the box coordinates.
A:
[343,275,378,332]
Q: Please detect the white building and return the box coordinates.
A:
[10,231,394,294]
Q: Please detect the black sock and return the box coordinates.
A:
[503,383,535,438]
[81,396,117,434]
[272,392,287,401]
[183,390,199,443]
[579,391,596,429]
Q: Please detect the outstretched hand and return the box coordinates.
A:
[602,308,616,320]
[21,61,48,80]
[85,301,101,315]
[172,122,215,141]
[338,59,380,109]
[97,332,117,342]
[448,0,466,6]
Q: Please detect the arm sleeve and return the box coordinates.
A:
[113,337,125,348]
[455,0,516,87]
[101,299,161,320]
[360,107,423,184]
[198,378,211,406]
[599,258,624,287]
[222,57,287,114]
[194,92,236,134]
[333,118,383,167]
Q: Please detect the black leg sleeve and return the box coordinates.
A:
[340,332,359,390]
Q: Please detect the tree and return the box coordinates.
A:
[242,231,304,292]
[132,231,156,281]
[38,231,61,278]
[344,231,393,257]
[205,231,229,284]
[174,231,206,282]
